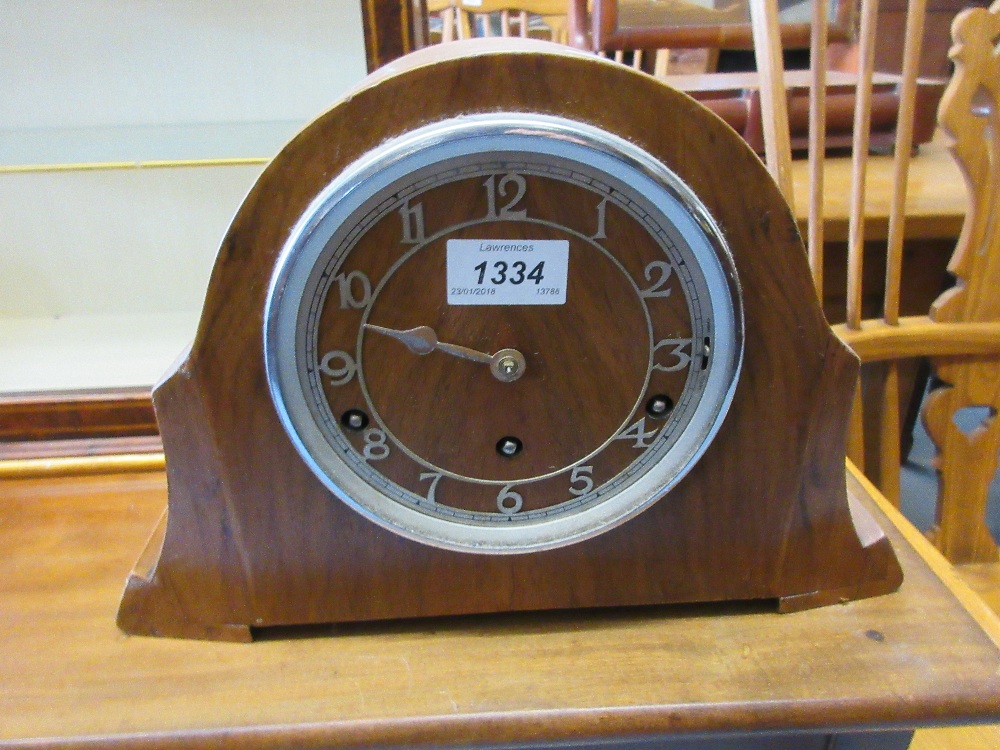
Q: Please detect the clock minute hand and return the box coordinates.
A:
[364,324,493,364]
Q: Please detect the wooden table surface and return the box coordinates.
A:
[1,466,999,749]
[789,137,967,243]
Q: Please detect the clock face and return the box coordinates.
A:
[265,113,742,553]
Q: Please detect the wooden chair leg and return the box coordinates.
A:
[923,382,1000,563]
[653,49,669,78]
[876,362,902,506]
[849,379,866,472]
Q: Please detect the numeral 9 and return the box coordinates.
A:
[319,351,357,385]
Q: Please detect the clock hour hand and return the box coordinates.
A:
[364,324,492,363]
[363,323,525,382]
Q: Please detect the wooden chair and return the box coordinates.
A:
[597,46,673,76]
[585,0,712,76]
[426,0,698,78]
[914,3,1000,566]
[750,0,1000,567]
[429,0,569,44]
[427,0,683,76]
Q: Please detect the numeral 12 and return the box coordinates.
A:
[484,173,527,220]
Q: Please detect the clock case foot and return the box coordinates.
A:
[117,39,902,640]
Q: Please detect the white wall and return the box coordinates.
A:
[0,1,368,391]
[1,0,367,129]
[0,165,266,317]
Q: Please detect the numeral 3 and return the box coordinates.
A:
[653,339,693,372]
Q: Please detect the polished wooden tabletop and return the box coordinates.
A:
[789,137,967,242]
[1,465,998,749]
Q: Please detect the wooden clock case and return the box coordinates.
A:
[118,39,902,641]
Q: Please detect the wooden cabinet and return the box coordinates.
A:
[875,0,992,78]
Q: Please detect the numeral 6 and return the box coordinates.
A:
[497,485,523,515]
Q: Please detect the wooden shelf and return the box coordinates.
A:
[0,121,300,173]
[0,312,197,393]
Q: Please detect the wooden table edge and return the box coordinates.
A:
[847,459,1000,651]
[4,464,1000,749]
[9,701,1000,750]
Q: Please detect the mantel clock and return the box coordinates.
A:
[118,39,901,641]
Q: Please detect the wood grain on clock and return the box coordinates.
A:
[118,39,902,641]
